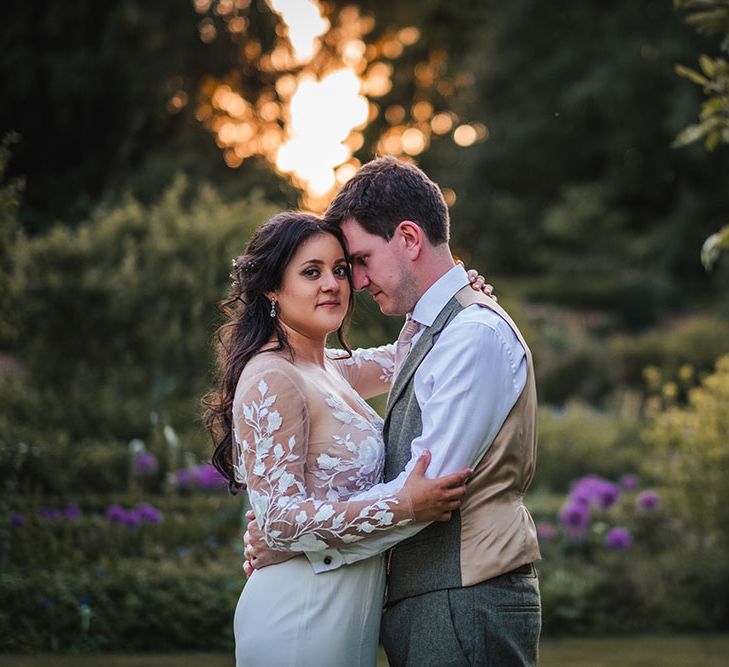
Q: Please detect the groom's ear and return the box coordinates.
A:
[396,220,424,259]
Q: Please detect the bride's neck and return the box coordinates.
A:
[279,323,327,367]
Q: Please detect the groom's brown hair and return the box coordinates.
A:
[324,156,450,245]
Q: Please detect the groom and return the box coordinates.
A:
[248,157,542,666]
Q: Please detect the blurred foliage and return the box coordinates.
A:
[1,177,277,444]
[1,494,240,570]
[673,0,729,152]
[0,559,240,652]
[673,0,729,270]
[701,224,729,270]
[611,315,729,386]
[0,133,24,348]
[3,0,729,316]
[643,353,729,547]
[534,404,642,493]
[534,472,729,635]
[0,0,295,228]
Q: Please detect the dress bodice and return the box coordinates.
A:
[232,344,410,552]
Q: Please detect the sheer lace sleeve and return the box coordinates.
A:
[326,344,396,399]
[232,369,412,552]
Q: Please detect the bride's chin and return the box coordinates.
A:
[321,318,346,337]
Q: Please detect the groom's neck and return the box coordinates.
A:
[412,243,456,300]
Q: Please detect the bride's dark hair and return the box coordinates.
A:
[202,212,354,493]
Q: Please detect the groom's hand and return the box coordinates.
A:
[242,510,295,576]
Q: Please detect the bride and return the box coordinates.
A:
[203,211,477,666]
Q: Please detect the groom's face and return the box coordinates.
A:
[341,218,415,316]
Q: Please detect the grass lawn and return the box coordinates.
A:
[2,635,728,666]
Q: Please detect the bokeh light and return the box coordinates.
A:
[193,0,485,208]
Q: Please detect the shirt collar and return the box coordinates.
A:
[411,264,469,327]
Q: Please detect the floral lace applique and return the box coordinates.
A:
[327,345,396,398]
[233,372,410,552]
[309,388,385,502]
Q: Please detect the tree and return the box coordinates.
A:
[5,178,278,440]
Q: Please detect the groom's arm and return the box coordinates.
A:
[305,306,527,572]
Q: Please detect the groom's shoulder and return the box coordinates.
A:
[442,300,527,357]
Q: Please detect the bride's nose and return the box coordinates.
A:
[320,271,339,292]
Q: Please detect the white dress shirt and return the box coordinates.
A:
[307,264,527,572]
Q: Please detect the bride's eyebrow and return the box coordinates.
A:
[299,257,347,266]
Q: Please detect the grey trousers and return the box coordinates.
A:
[381,566,541,667]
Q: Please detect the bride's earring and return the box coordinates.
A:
[269,297,277,318]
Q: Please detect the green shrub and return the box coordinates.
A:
[642,354,729,546]
[534,402,643,492]
[613,316,729,387]
[3,177,279,443]
[0,559,243,652]
[536,472,729,635]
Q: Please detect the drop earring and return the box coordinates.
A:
[269,297,277,318]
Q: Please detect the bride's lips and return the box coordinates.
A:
[317,301,341,308]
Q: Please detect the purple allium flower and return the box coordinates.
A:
[536,522,557,542]
[136,503,162,524]
[39,507,63,520]
[65,504,82,520]
[106,504,127,523]
[10,512,24,526]
[122,510,142,527]
[194,464,227,490]
[133,451,158,476]
[637,490,660,512]
[605,527,632,550]
[570,476,621,511]
[176,469,193,489]
[559,502,590,537]
[620,474,639,490]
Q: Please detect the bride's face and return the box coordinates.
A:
[273,233,351,339]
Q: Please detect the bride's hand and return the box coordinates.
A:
[242,510,296,575]
[458,260,497,300]
[402,450,471,522]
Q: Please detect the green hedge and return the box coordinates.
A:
[0,560,242,652]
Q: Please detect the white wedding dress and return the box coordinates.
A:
[231,345,405,667]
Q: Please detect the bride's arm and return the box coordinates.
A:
[233,369,467,554]
[326,344,395,399]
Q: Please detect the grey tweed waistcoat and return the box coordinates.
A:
[383,287,540,604]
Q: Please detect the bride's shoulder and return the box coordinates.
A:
[236,351,307,396]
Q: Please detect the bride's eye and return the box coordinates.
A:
[303,267,320,278]
[333,265,349,278]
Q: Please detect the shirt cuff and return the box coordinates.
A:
[305,548,344,573]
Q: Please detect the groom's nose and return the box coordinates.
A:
[351,265,369,291]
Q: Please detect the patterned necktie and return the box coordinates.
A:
[393,316,422,380]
